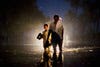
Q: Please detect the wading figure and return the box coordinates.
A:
[37,24,52,51]
[49,15,64,53]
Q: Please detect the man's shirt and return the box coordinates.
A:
[49,21,63,39]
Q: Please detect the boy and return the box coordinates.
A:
[37,24,52,51]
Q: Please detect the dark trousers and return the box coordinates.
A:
[51,31,63,53]
[52,40,62,53]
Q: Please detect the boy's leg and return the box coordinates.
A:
[48,46,51,52]
[47,46,52,59]
[43,45,46,51]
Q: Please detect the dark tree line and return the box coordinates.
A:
[0,0,46,30]
[65,0,100,34]
[65,0,100,46]
[0,0,46,45]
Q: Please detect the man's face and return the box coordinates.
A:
[54,17,59,23]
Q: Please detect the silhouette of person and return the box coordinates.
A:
[49,15,64,53]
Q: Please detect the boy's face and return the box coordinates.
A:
[44,26,48,31]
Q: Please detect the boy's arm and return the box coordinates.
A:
[37,33,43,40]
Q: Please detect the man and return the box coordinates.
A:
[49,15,64,53]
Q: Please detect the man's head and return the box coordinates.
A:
[54,15,59,23]
[44,24,48,31]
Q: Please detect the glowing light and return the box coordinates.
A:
[28,21,72,52]
[56,45,60,53]
[50,46,53,52]
[63,35,72,47]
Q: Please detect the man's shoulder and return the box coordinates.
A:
[59,21,63,26]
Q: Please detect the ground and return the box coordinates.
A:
[0,45,100,67]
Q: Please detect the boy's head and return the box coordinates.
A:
[44,24,48,31]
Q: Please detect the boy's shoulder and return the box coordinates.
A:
[42,30,45,33]
[42,30,49,34]
[42,30,46,33]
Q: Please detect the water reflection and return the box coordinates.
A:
[52,52,63,67]
[37,50,64,67]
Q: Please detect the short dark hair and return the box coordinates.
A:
[54,15,59,19]
[44,24,48,27]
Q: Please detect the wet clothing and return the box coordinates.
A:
[49,21,64,52]
[42,30,52,49]
[49,21,63,40]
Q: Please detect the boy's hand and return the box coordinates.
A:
[37,33,42,40]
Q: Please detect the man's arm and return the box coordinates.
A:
[61,27,64,42]
[61,23,64,40]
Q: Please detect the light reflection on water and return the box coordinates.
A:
[8,46,97,56]
[29,45,99,54]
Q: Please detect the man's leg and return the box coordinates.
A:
[58,40,63,52]
[53,43,57,53]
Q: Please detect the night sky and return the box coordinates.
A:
[36,0,70,19]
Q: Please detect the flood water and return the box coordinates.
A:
[0,45,100,67]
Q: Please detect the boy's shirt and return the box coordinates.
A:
[42,30,52,45]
